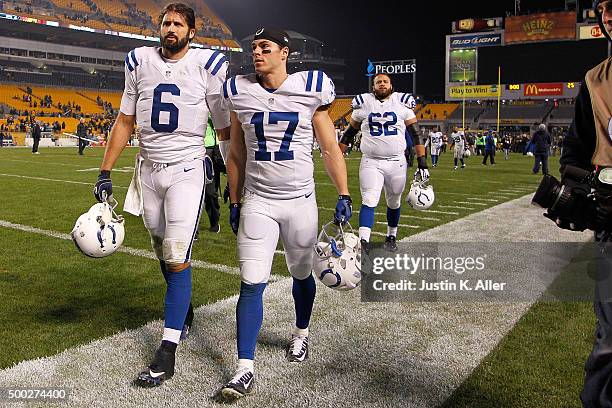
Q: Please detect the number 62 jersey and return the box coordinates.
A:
[222,71,335,199]
[351,92,416,159]
[119,46,230,163]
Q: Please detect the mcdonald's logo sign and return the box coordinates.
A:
[524,83,563,96]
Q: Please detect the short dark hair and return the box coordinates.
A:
[158,3,196,31]
[373,73,391,82]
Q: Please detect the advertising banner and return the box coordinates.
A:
[579,24,605,40]
[523,83,564,97]
[448,85,500,98]
[505,11,576,44]
[450,33,502,49]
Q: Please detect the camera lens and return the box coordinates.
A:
[532,175,563,209]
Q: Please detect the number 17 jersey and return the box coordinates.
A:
[222,71,335,199]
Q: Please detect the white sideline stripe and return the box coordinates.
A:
[420,209,459,215]
[0,193,595,408]
[318,207,440,222]
[0,158,85,167]
[370,231,388,237]
[0,219,288,280]
[435,178,503,184]
[375,221,419,229]
[438,205,475,210]
[0,173,128,189]
[455,201,487,206]
[466,197,499,202]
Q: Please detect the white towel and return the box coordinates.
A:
[123,153,144,216]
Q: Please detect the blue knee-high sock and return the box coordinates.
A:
[237,282,266,360]
[454,158,458,166]
[387,206,401,228]
[359,205,376,228]
[292,274,316,330]
[164,265,192,331]
[460,158,465,165]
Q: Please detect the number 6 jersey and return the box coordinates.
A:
[351,92,416,159]
[119,46,230,163]
[222,70,335,199]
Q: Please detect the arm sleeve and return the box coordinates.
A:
[119,55,137,116]
[206,58,231,130]
[560,81,596,172]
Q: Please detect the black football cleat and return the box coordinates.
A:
[286,334,309,363]
[136,343,176,387]
[384,235,398,252]
[220,368,255,401]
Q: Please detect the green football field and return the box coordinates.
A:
[0,146,594,406]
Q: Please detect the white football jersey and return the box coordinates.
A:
[351,92,416,159]
[430,131,443,147]
[120,46,230,163]
[222,70,335,199]
[451,131,465,148]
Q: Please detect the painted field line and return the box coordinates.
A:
[455,201,487,206]
[438,205,475,210]
[318,207,440,222]
[0,173,128,189]
[375,221,419,229]
[466,197,499,202]
[0,219,286,281]
[435,178,503,184]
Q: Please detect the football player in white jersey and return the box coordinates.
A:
[339,73,428,251]
[425,126,443,167]
[92,3,230,387]
[450,126,466,170]
[218,28,351,401]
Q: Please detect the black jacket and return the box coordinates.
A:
[32,123,41,140]
[560,81,596,172]
[530,129,551,154]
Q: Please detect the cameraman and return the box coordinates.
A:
[557,2,612,406]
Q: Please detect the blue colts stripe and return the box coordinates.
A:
[185,160,207,262]
[125,55,134,72]
[211,56,226,76]
[204,50,221,70]
[223,79,229,99]
[358,94,364,104]
[315,70,323,92]
[306,70,314,91]
[129,50,138,67]
[230,76,238,96]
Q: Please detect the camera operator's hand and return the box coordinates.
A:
[544,211,587,232]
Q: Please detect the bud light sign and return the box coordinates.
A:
[450,33,502,49]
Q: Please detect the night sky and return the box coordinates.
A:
[203,0,600,98]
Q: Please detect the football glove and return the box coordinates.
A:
[223,183,230,204]
[229,203,241,235]
[334,195,352,225]
[93,170,113,203]
[414,156,430,183]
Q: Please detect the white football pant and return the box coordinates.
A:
[238,190,318,284]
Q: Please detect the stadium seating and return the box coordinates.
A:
[447,105,487,124]
[51,0,91,13]
[328,98,352,124]
[417,104,458,120]
[479,103,551,123]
